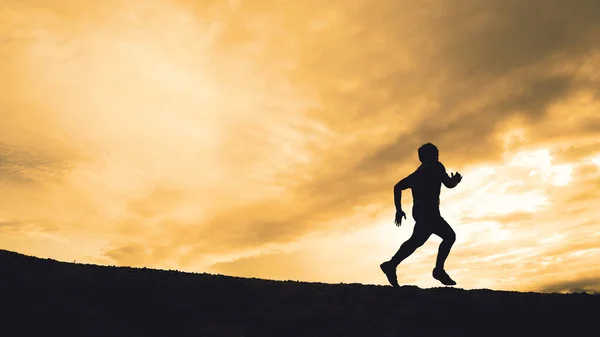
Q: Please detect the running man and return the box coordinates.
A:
[380,143,462,287]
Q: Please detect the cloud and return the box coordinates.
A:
[1,0,599,292]
[104,242,151,267]
[539,276,600,294]
[211,250,316,282]
[0,221,21,232]
[183,0,600,257]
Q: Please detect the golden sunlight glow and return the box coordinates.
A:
[591,155,600,167]
[1,0,600,293]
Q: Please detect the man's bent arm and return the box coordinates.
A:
[440,163,458,188]
[394,175,412,211]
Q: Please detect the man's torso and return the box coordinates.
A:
[409,162,443,209]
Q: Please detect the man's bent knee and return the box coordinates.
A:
[444,231,456,244]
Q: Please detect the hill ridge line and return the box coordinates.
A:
[0,248,596,296]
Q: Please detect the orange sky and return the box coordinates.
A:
[1,0,600,293]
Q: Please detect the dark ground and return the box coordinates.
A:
[1,249,597,337]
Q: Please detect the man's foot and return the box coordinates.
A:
[380,261,399,288]
[433,267,456,286]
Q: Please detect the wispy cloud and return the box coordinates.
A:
[1,0,599,292]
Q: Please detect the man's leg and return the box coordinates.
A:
[431,217,457,285]
[390,224,431,267]
[381,224,431,287]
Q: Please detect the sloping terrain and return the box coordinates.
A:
[0,249,597,337]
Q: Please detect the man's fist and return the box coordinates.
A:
[451,172,462,185]
[395,210,407,227]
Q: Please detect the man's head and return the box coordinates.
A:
[418,143,439,163]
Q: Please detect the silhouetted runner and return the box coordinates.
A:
[380,143,462,287]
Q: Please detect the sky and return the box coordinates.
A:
[1,0,600,293]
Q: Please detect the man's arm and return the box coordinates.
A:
[393,173,412,226]
[440,163,461,188]
[394,173,413,211]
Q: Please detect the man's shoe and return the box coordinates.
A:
[433,268,456,286]
[380,261,400,288]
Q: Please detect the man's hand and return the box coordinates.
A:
[395,210,407,227]
[451,172,463,185]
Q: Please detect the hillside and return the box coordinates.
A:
[0,249,597,337]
